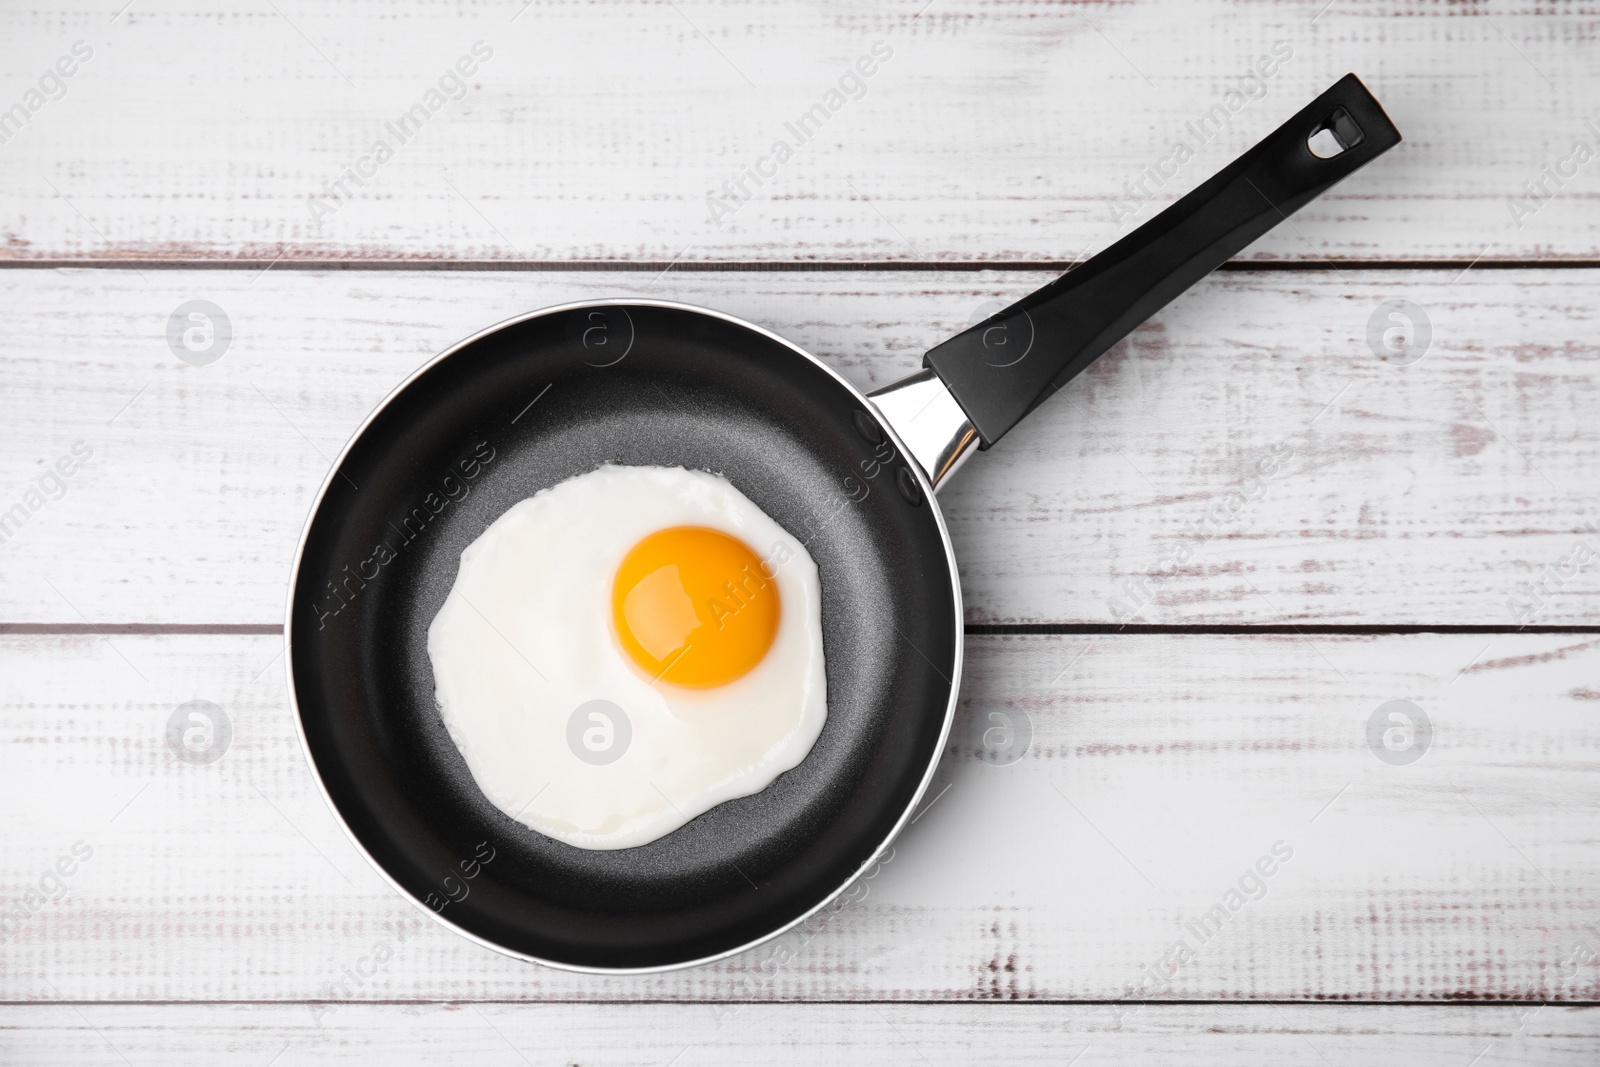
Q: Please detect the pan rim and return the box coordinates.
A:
[284,297,964,974]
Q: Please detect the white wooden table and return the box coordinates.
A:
[2,2,1597,1063]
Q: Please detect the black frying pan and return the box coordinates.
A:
[288,75,1399,971]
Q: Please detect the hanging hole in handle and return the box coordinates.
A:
[1307,106,1366,159]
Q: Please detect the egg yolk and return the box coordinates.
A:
[611,526,780,688]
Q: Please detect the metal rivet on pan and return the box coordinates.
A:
[852,409,882,445]
[896,466,922,506]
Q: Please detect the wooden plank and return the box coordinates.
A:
[2,1,1598,263]
[1,268,1596,626]
[2,1003,1598,1066]
[2,632,1596,1002]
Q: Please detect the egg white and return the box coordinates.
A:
[426,464,827,850]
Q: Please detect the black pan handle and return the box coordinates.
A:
[924,72,1402,449]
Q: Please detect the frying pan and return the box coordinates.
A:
[289,74,1400,971]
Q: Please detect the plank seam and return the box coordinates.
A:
[5,998,1598,1008]
[964,624,1600,635]
[3,260,1598,273]
[5,624,1597,636]
[0,624,284,635]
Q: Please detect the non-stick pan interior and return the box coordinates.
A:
[290,303,959,970]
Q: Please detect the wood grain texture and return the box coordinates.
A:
[1,1,1597,263]
[4,0,1596,1050]
[0,268,1595,626]
[2,1003,1599,1066]
[3,632,1596,1002]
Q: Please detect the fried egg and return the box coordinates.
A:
[426,464,826,850]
